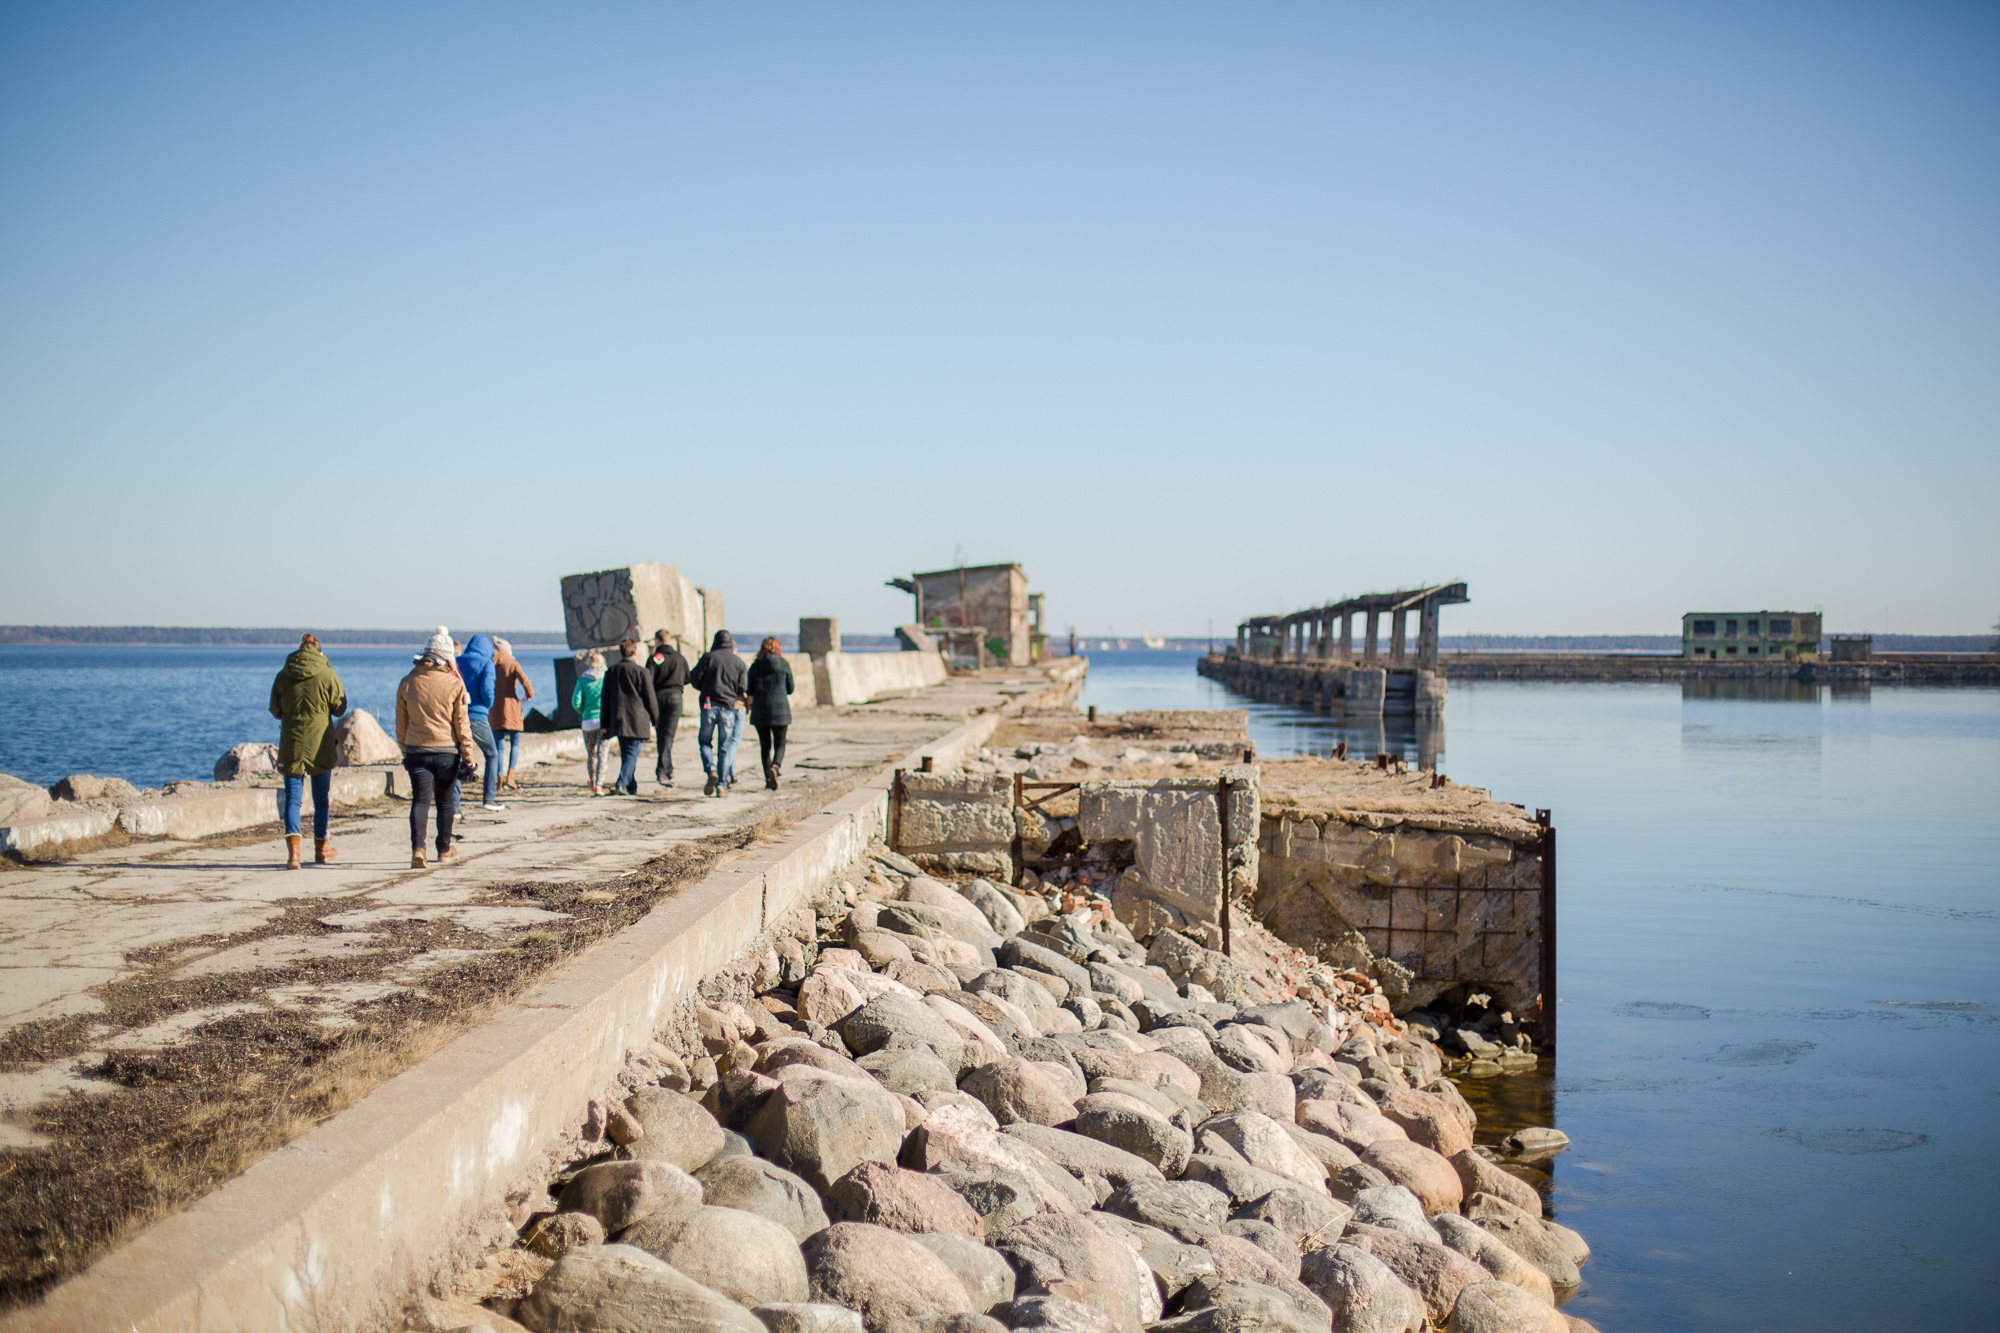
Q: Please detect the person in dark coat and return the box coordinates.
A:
[647,630,690,788]
[268,632,348,869]
[598,638,658,796]
[747,637,795,791]
[689,629,748,796]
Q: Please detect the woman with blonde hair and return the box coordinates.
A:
[490,637,535,793]
[570,651,610,795]
[746,636,794,791]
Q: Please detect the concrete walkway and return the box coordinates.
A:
[0,662,1079,1150]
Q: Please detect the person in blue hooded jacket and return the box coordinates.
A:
[456,633,504,811]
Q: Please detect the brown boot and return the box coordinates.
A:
[437,845,459,865]
[284,835,302,870]
[314,838,337,865]
[410,847,427,869]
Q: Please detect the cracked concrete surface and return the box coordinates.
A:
[0,662,1079,1152]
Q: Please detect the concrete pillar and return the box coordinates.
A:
[1344,666,1386,714]
[1340,611,1353,661]
[1391,608,1408,666]
[1236,624,1247,655]
[1364,609,1381,664]
[1418,599,1441,668]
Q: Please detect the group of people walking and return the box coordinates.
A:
[266,623,794,871]
[568,630,793,796]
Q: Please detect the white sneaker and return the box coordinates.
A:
[480,802,507,812]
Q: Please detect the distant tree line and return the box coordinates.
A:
[0,626,568,646]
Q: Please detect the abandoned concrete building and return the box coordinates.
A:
[1682,609,1822,660]
[886,562,1039,664]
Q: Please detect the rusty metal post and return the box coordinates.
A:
[920,755,935,773]
[1011,772,1025,887]
[892,768,905,850]
[1217,774,1232,957]
[1088,705,1097,722]
[1537,809,1557,1050]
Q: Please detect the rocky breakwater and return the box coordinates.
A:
[405,846,1598,1333]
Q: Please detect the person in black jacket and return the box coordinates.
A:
[690,629,748,796]
[747,637,795,791]
[647,630,690,788]
[599,638,658,796]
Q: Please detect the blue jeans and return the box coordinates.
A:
[279,772,331,839]
[498,729,522,774]
[699,703,743,786]
[469,716,499,804]
[616,735,644,794]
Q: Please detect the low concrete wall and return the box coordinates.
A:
[815,649,948,705]
[1,733,590,859]
[3,713,1004,1333]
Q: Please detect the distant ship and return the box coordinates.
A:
[1142,634,1166,649]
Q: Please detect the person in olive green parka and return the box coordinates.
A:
[269,633,349,869]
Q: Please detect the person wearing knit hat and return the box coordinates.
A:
[395,627,480,868]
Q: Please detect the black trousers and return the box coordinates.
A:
[654,699,682,781]
[756,724,788,778]
[405,750,459,853]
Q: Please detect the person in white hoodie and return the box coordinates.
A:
[569,651,609,795]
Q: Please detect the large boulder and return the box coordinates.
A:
[621,1205,810,1307]
[1067,1048,1202,1099]
[1231,1187,1351,1250]
[999,1294,1125,1333]
[797,968,870,1028]
[694,1155,830,1241]
[1296,1244,1423,1333]
[212,742,279,782]
[1212,1026,1291,1077]
[1338,1223,1490,1328]
[1291,1071,1371,1108]
[1367,1086,1473,1157]
[908,1105,1093,1218]
[1198,1113,1326,1190]
[1193,1236,1331,1330]
[0,774,53,824]
[961,1058,1080,1127]
[1101,1178,1230,1244]
[752,1303,866,1333]
[516,1243,766,1333]
[1071,1093,1193,1176]
[1470,1215,1583,1294]
[49,773,137,803]
[1237,1003,1332,1056]
[991,1213,1161,1328]
[956,879,1028,937]
[1295,1101,1406,1154]
[1349,1187,1434,1241]
[1087,1212,1219,1300]
[334,708,401,765]
[1147,1031,1293,1119]
[907,1231,1018,1312]
[556,1160,702,1233]
[747,1066,906,1191]
[1278,1123,1359,1178]
[627,1088,728,1171]
[1156,1278,1326,1333]
[1447,1151,1543,1219]
[998,938,1094,998]
[1359,1141,1463,1217]
[1446,1281,1568,1333]
[1432,1214,1555,1304]
[803,1223,975,1331]
[1000,1124,1163,1192]
[828,1161,984,1238]
[1179,1156,1307,1209]
[859,1046,959,1096]
[841,992,967,1070]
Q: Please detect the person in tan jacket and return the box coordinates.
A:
[396,628,480,869]
[490,638,535,793]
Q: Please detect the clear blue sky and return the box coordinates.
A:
[2,2,1994,638]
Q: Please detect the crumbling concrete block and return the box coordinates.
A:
[560,564,706,653]
[895,771,1012,875]
[799,618,841,655]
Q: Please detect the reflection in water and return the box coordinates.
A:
[1680,679,1822,703]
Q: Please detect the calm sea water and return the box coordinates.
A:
[1081,650,2000,1333]
[0,644,567,789]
